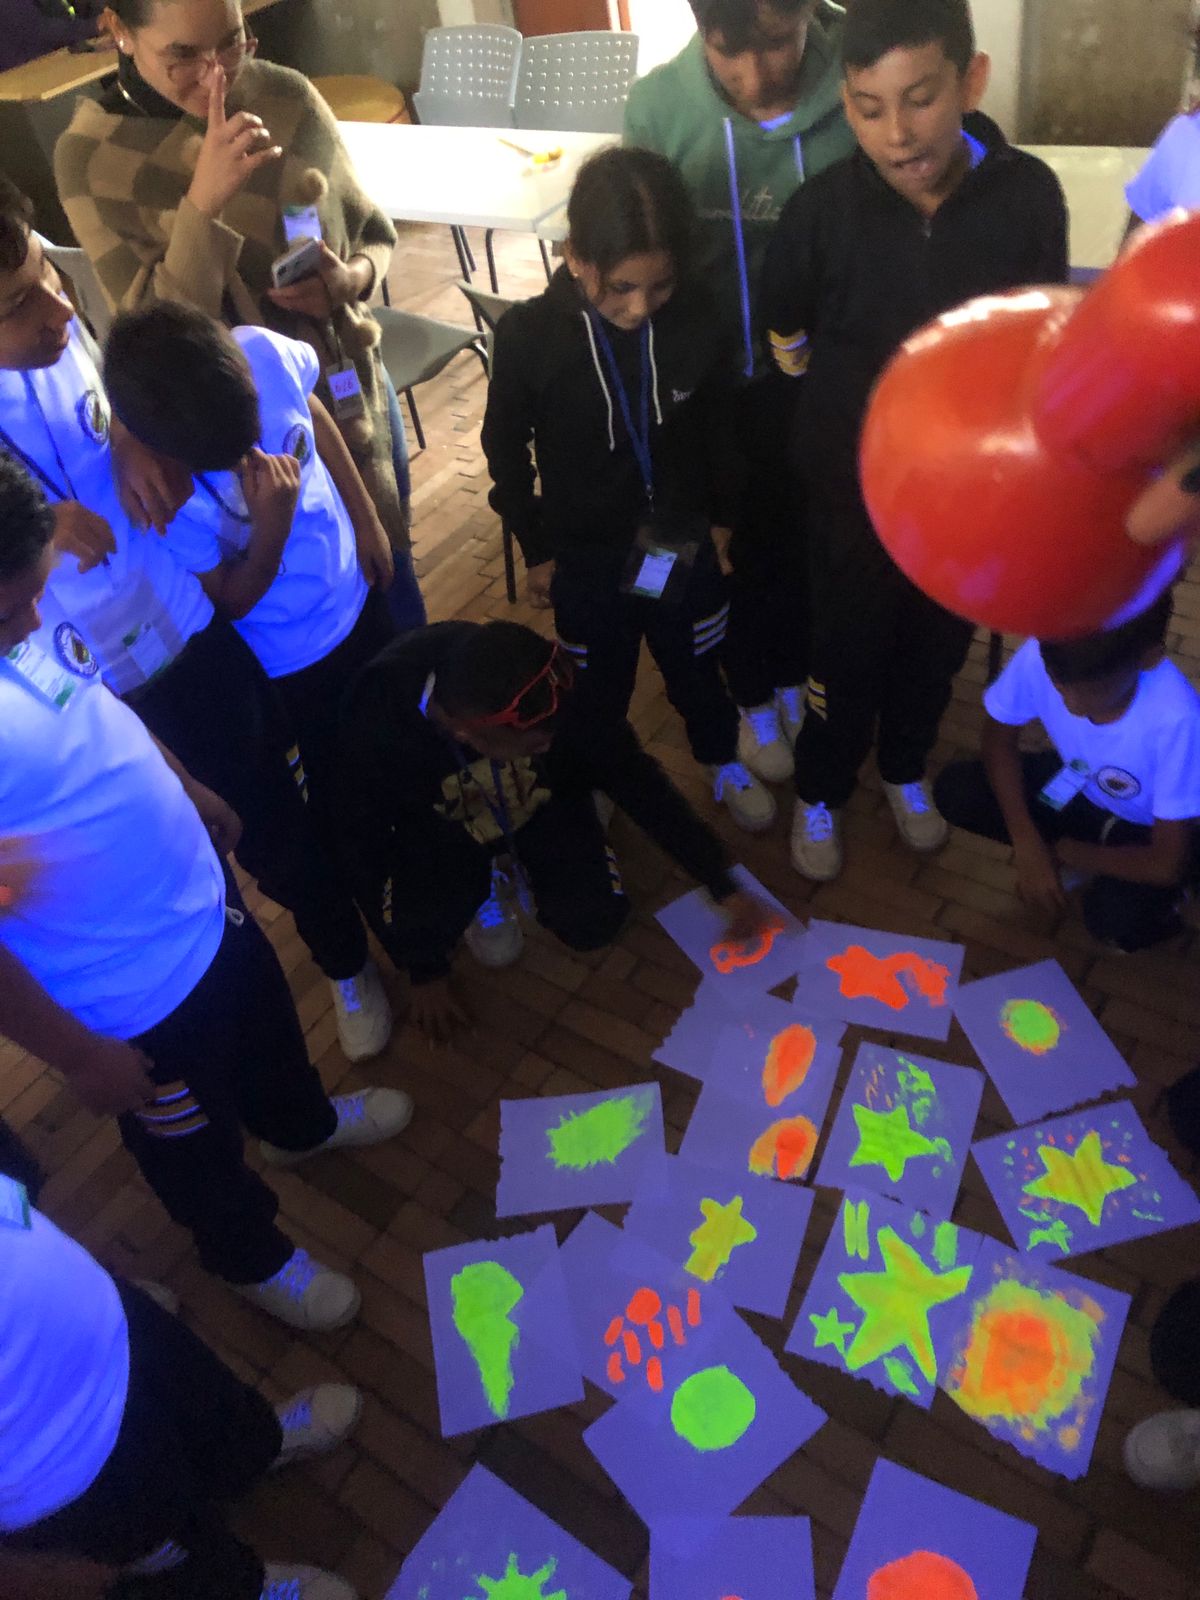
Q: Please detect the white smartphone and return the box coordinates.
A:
[271,236,323,289]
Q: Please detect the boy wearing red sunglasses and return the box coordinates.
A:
[339,620,775,1040]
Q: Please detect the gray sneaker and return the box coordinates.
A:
[883,779,949,853]
[464,868,524,967]
[274,1385,363,1469]
[1123,1410,1200,1491]
[330,960,392,1063]
[711,761,777,833]
[790,799,843,881]
[235,1248,361,1333]
[737,703,794,783]
[260,1088,414,1169]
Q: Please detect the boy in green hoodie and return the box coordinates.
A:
[624,1,855,790]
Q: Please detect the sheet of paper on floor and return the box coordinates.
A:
[496,1083,666,1217]
[796,920,965,1040]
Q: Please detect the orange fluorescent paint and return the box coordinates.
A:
[622,1329,641,1365]
[686,1288,702,1327]
[606,1351,625,1385]
[603,1316,624,1347]
[647,1320,665,1350]
[748,1115,819,1180]
[626,1288,662,1324]
[667,1304,686,1345]
[826,945,950,1011]
[646,1355,664,1392]
[866,1550,979,1600]
[762,1023,817,1107]
[710,914,787,974]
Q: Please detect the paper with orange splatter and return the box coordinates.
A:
[939,1239,1130,1478]
[797,921,965,1041]
[656,867,807,999]
[831,1459,1036,1600]
[952,959,1135,1123]
[651,1516,815,1600]
[972,1100,1200,1261]
[815,1043,983,1219]
[786,1189,986,1407]
[679,1083,831,1189]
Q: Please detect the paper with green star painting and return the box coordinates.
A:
[814,1043,984,1219]
[785,1189,987,1406]
[973,1101,1200,1261]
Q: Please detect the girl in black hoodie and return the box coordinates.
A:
[481,146,774,834]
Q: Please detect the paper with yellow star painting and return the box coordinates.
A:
[786,1189,987,1407]
[815,1043,984,1219]
[972,1100,1200,1260]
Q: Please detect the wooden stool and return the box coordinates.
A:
[312,75,409,124]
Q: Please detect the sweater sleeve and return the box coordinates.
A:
[549,712,736,901]
[299,76,397,294]
[759,184,822,377]
[480,307,550,567]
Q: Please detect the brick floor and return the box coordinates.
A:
[14,223,1200,1598]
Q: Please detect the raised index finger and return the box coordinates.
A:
[207,64,227,127]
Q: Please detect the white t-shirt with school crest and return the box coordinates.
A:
[0,320,213,697]
[0,1199,129,1532]
[984,638,1200,827]
[0,633,225,1038]
[161,327,368,679]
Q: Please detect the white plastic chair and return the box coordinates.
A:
[36,236,112,341]
[412,25,521,130]
[514,32,640,135]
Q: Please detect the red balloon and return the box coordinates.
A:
[860,210,1200,639]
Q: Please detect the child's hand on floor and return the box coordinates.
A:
[1013,835,1067,912]
[408,976,471,1044]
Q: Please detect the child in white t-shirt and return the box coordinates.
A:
[101,303,397,891]
[934,592,1200,952]
[1126,109,1200,227]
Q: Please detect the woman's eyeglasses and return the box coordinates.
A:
[158,34,257,85]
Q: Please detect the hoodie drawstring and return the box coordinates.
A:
[580,309,616,451]
[723,117,756,381]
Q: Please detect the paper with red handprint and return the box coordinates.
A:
[656,866,806,1000]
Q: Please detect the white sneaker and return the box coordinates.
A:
[1123,1410,1200,1491]
[274,1385,363,1469]
[261,1563,357,1600]
[883,779,949,853]
[260,1088,414,1169]
[236,1248,361,1333]
[711,761,776,833]
[593,790,615,833]
[132,1280,180,1316]
[464,867,524,968]
[775,685,806,747]
[791,799,843,881]
[737,703,794,783]
[330,960,392,1063]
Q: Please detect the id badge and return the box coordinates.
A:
[326,360,366,422]
[619,513,701,605]
[5,640,79,712]
[283,203,322,246]
[122,623,173,684]
[0,1175,31,1231]
[1037,758,1090,812]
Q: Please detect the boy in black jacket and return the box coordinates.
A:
[761,0,1068,881]
[337,621,773,1041]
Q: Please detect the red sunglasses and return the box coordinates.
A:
[463,644,575,731]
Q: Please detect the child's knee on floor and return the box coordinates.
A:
[1081,874,1182,953]
[538,887,629,953]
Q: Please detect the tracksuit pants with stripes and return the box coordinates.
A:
[552,545,739,768]
[120,873,337,1286]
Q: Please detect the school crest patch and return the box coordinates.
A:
[1096,766,1141,802]
[54,622,99,678]
[76,389,109,445]
[284,423,312,466]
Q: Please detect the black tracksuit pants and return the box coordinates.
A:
[5,1283,280,1599]
[793,468,974,807]
[551,546,738,767]
[935,750,1192,953]
[720,373,810,710]
[375,791,629,984]
[121,876,337,1284]
[129,615,367,982]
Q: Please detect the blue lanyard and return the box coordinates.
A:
[588,310,654,504]
[196,474,253,524]
[0,379,79,502]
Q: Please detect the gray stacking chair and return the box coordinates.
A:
[514,31,639,136]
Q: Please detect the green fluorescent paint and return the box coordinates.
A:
[909,1212,928,1238]
[849,1102,951,1183]
[838,1227,973,1383]
[685,1194,758,1282]
[895,1055,937,1125]
[1000,998,1062,1055]
[1022,1130,1136,1226]
[883,1356,921,1397]
[670,1365,757,1451]
[932,1221,959,1270]
[451,1261,523,1419]
[809,1305,856,1354]
[467,1554,567,1600]
[546,1093,649,1171]
[1027,1219,1073,1254]
[844,1198,872,1260]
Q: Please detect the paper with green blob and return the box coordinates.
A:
[424,1226,583,1436]
[497,1085,666,1217]
[815,1043,983,1218]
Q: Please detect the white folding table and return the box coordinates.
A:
[337,122,615,290]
